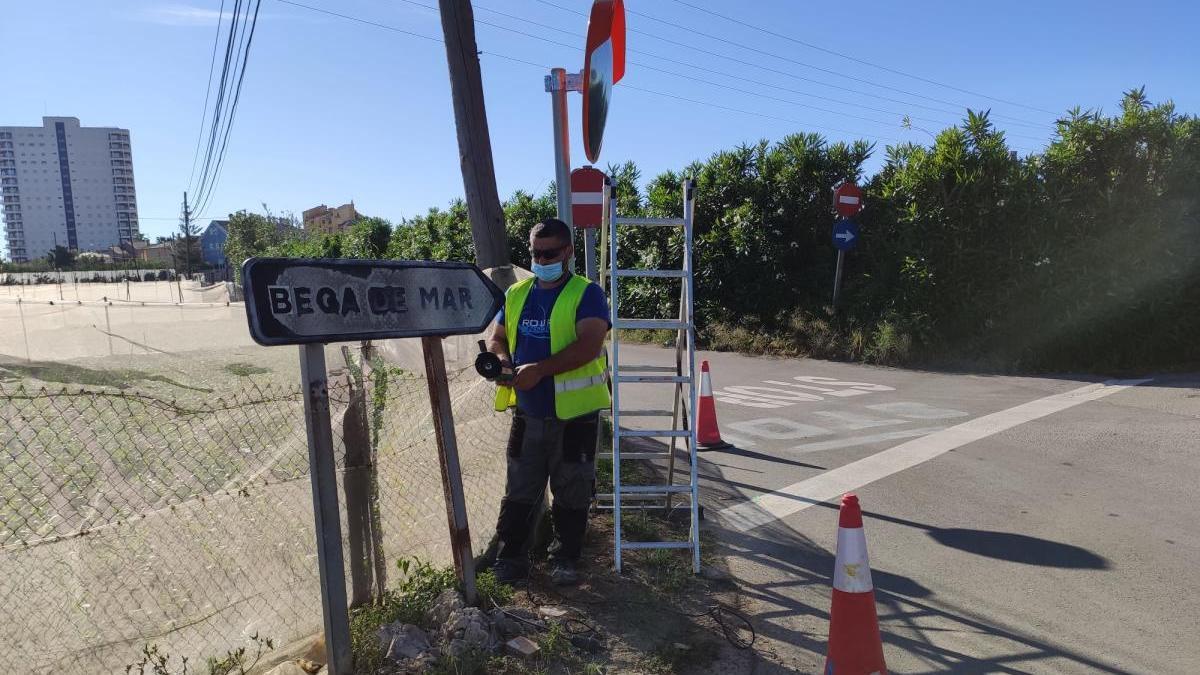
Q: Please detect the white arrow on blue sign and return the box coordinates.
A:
[832,219,860,251]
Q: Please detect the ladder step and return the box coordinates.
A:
[621,485,693,494]
[615,364,677,373]
[615,319,690,330]
[617,429,690,438]
[602,408,678,417]
[611,269,687,278]
[614,217,685,227]
[615,375,692,384]
[599,451,674,460]
[597,492,687,502]
[621,541,692,550]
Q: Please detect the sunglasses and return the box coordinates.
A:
[529,244,567,261]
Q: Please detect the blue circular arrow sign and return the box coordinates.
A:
[832,219,860,251]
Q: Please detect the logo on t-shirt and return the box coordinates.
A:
[519,304,551,340]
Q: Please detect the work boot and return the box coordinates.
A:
[551,504,590,560]
[549,557,579,586]
[491,557,529,584]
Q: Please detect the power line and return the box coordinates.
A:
[529,0,1049,128]
[279,0,902,143]
[459,0,1047,141]
[662,0,1058,115]
[191,0,244,215]
[196,0,263,218]
[187,0,227,195]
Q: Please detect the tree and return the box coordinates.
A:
[223,210,286,281]
[342,217,393,259]
[46,245,76,269]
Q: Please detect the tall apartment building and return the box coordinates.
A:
[1,117,139,263]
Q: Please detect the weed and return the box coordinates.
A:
[641,549,691,593]
[124,634,273,675]
[222,362,269,377]
[428,647,493,675]
[620,513,659,542]
[538,621,570,662]
[475,568,514,608]
[350,557,458,672]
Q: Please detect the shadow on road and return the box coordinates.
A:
[633,435,1132,673]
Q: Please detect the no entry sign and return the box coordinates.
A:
[833,182,863,218]
[570,166,606,228]
[242,258,503,346]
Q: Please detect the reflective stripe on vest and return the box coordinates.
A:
[554,373,608,394]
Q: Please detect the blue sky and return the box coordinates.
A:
[2,0,1197,248]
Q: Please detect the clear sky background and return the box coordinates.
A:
[2,0,1197,252]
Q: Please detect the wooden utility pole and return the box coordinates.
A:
[437,0,514,289]
[182,191,194,278]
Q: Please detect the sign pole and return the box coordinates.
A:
[547,68,576,264]
[420,336,478,605]
[298,343,353,675]
[832,249,846,309]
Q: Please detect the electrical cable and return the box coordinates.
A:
[664,0,1058,115]
[195,0,263,219]
[187,0,227,195]
[191,0,244,213]
[529,0,1050,128]
[392,0,1047,141]
[274,0,902,144]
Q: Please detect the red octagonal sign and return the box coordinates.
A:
[833,181,863,218]
[571,166,607,229]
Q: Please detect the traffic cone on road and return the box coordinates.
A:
[825,493,887,674]
[697,360,731,450]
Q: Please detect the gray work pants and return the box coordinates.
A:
[504,410,599,510]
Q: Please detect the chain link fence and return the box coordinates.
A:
[0,288,511,674]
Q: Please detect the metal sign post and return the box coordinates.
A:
[831,181,864,310]
[546,69,580,253]
[298,342,353,675]
[243,258,503,673]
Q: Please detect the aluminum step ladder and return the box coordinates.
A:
[597,179,701,574]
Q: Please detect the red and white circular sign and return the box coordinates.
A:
[833,181,863,218]
[570,166,607,229]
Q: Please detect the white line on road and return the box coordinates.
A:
[789,426,944,454]
[718,379,1152,532]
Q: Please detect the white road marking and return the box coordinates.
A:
[726,417,831,440]
[867,401,970,419]
[788,427,943,454]
[719,379,1151,532]
[812,410,907,430]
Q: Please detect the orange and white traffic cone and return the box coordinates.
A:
[825,493,887,675]
[697,360,731,450]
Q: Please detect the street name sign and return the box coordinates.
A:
[243,258,503,346]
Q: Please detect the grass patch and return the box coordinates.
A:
[0,360,211,391]
[475,569,514,608]
[222,362,270,377]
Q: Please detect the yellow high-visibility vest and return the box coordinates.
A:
[494,275,610,419]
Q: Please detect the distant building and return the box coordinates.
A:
[200,219,228,267]
[303,202,359,234]
[1,117,139,263]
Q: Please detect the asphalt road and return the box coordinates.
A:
[614,343,1200,674]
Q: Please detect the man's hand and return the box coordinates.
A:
[512,363,544,391]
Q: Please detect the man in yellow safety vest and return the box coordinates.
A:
[485,218,611,585]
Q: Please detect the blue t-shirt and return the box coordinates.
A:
[495,276,611,417]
